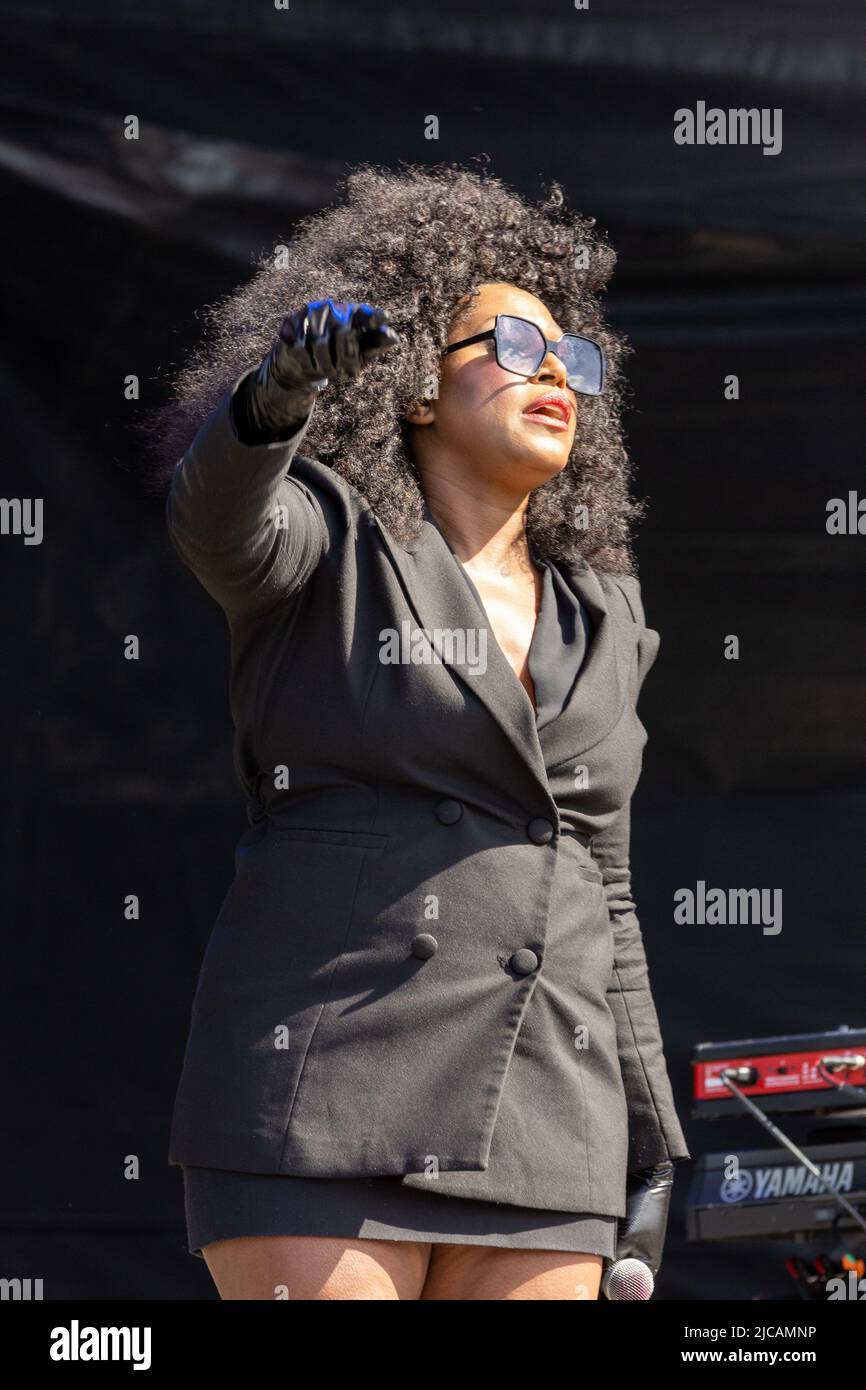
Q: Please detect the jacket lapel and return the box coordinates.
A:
[535,553,638,773]
[369,502,637,802]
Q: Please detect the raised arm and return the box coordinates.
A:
[166,378,325,622]
[165,299,400,623]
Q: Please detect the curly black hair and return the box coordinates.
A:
[138,159,646,574]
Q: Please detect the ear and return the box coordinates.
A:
[404,399,435,427]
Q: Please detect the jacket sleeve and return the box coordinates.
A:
[165,371,328,623]
[592,573,691,1172]
[591,797,691,1172]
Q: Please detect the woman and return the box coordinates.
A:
[146,161,690,1300]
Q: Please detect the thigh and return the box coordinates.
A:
[202,1233,433,1300]
[420,1243,604,1301]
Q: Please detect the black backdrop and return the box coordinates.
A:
[2,0,865,1301]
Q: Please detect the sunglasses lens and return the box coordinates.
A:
[496,317,604,395]
[496,316,545,375]
[560,336,604,395]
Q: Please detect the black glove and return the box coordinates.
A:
[613,1159,675,1278]
[231,298,400,445]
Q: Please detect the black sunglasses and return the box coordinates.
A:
[443,313,605,396]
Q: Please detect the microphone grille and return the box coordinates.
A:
[604,1257,655,1301]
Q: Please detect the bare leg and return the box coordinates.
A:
[419,1243,604,1301]
[202,1233,433,1300]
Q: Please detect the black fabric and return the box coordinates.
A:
[181,1164,617,1259]
[530,561,594,730]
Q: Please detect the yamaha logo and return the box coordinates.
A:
[721,1170,754,1203]
[719,1161,855,1204]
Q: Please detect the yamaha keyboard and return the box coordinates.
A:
[686,1140,866,1242]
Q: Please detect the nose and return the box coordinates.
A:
[532,346,573,405]
[533,346,568,390]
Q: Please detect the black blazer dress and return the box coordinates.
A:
[165,371,691,1222]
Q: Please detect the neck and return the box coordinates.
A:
[421,469,532,573]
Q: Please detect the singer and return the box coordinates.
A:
[146,161,690,1301]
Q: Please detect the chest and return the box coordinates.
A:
[243,521,647,824]
[461,562,544,709]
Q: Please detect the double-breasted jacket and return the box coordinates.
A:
[164,373,691,1217]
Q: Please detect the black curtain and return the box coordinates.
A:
[2,0,864,1299]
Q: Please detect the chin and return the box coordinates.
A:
[490,429,572,488]
[524,444,571,485]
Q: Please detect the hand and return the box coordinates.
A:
[613,1159,675,1278]
[232,298,400,445]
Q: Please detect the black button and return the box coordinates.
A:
[526,817,554,845]
[510,948,539,975]
[436,799,463,825]
[411,933,438,959]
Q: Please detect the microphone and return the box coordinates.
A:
[602,1257,655,1300]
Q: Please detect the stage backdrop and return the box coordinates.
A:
[2,0,865,1300]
